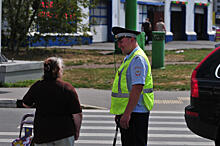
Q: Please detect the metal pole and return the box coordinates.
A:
[125,0,137,30]
[0,0,7,62]
[0,0,2,55]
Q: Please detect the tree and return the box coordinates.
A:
[2,0,92,52]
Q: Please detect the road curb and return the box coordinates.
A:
[0,99,17,108]
[81,104,107,110]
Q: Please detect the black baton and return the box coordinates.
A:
[113,117,120,146]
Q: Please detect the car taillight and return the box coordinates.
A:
[191,70,199,98]
[186,110,199,117]
[190,47,220,98]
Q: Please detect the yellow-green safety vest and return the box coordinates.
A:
[110,48,154,115]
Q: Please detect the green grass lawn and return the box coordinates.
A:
[1,47,214,90]
[0,64,198,90]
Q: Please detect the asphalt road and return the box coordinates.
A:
[0,107,214,146]
[0,78,210,146]
[0,89,214,146]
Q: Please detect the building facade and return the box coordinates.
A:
[213,0,220,26]
[20,0,214,46]
[164,0,214,41]
[91,0,214,43]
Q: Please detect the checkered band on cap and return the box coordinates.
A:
[115,33,137,39]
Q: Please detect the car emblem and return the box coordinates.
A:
[215,64,220,79]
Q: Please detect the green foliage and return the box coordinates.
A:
[2,0,41,51]
[0,80,37,87]
[2,0,93,52]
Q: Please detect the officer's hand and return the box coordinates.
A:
[120,114,130,129]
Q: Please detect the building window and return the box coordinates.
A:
[218,5,220,11]
[90,0,107,25]
[139,4,148,31]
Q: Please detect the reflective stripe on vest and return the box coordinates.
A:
[110,48,154,115]
[112,88,153,98]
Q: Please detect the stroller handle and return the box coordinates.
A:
[19,113,34,138]
[21,114,34,122]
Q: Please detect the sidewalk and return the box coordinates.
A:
[43,40,218,51]
[0,87,190,111]
[0,40,217,109]
[0,88,111,109]
[75,40,218,51]
[157,40,218,50]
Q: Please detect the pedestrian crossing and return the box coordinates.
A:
[0,109,214,146]
[76,110,214,146]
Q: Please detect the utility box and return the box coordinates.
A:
[152,31,165,69]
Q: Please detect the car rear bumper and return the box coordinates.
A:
[185,105,217,140]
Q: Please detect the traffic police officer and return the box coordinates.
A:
[110,27,154,146]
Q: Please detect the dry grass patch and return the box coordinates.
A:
[165,54,184,62]
[63,68,115,89]
[152,64,196,90]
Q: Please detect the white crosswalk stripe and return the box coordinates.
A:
[0,109,214,146]
[0,132,205,139]
[83,114,184,119]
[83,120,186,125]
[78,110,214,146]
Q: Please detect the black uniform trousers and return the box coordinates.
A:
[116,112,150,146]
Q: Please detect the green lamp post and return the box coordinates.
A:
[125,0,137,30]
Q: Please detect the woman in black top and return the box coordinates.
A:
[22,57,82,146]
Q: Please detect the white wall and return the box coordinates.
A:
[164,0,172,35]
[91,26,108,42]
[185,0,196,36]
[81,5,89,27]
[112,0,125,27]
[207,0,215,35]
[112,0,119,27]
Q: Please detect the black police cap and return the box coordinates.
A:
[112,27,141,40]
